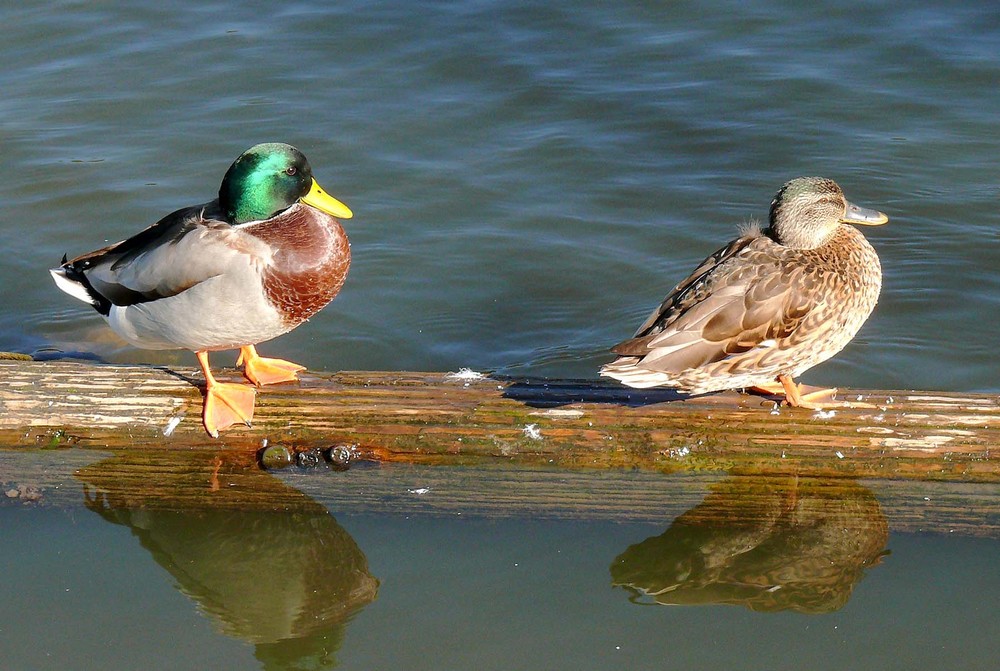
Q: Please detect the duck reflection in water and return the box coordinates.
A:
[77,451,378,670]
[610,476,889,614]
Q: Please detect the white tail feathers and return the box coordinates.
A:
[599,357,675,389]
[49,268,98,307]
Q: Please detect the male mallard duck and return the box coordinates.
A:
[600,177,887,408]
[51,143,354,436]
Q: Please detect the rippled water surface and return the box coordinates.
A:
[2,1,999,669]
[2,0,999,390]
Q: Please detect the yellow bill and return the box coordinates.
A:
[301,178,353,219]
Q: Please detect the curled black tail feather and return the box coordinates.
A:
[51,259,113,316]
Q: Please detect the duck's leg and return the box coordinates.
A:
[778,374,837,409]
[237,344,306,386]
[749,377,837,408]
[197,350,256,438]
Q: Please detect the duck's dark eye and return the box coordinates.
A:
[285,166,297,176]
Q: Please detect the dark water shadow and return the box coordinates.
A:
[151,364,201,387]
[492,374,693,408]
[610,476,889,614]
[30,347,106,363]
[76,450,378,670]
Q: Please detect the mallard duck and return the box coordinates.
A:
[600,177,887,408]
[51,143,354,437]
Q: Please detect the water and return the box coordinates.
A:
[2,1,999,668]
[2,0,999,390]
[3,452,999,671]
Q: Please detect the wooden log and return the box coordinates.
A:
[1,449,998,538]
[1,359,998,481]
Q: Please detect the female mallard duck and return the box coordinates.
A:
[600,177,887,408]
[50,143,354,437]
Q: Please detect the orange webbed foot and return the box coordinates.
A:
[750,377,838,409]
[202,381,256,438]
[749,381,786,397]
[778,375,837,410]
[196,350,256,438]
[238,345,306,386]
[793,386,839,409]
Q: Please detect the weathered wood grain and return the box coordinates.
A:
[1,360,998,481]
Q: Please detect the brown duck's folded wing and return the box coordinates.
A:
[611,236,819,375]
[64,200,254,307]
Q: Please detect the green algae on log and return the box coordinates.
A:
[0,360,997,482]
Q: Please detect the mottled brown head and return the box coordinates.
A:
[768,177,887,249]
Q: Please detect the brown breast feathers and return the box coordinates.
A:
[249,205,351,327]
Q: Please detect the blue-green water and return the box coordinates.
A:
[2,1,1000,668]
[3,0,999,390]
[2,455,1000,670]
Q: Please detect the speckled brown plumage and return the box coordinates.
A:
[601,177,887,398]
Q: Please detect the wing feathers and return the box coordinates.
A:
[54,200,266,312]
[606,233,822,377]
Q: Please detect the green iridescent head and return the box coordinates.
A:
[219,143,353,224]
